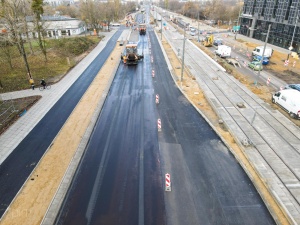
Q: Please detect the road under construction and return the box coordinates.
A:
[0,6,299,225]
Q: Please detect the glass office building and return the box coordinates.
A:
[240,0,300,53]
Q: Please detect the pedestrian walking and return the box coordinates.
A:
[29,78,35,90]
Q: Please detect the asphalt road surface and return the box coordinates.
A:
[0,30,123,218]
[55,23,275,225]
[149,27,275,225]
[55,31,165,225]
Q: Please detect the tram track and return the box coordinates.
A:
[189,38,300,203]
[185,43,300,182]
[162,25,300,221]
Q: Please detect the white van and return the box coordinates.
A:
[272,89,300,119]
[215,45,231,58]
[252,46,273,58]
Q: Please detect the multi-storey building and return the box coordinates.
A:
[240,0,300,53]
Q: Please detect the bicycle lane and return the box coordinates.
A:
[0,30,117,163]
[0,29,122,220]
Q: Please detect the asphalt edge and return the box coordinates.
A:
[0,32,117,166]
[155,28,287,225]
[0,32,120,224]
[40,44,123,225]
[0,33,116,223]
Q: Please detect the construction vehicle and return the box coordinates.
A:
[202,35,214,47]
[139,23,146,35]
[121,43,143,65]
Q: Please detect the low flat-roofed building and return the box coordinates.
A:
[44,0,75,6]
[26,16,86,38]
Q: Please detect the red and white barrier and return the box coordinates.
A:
[155,94,159,104]
[165,173,171,191]
[267,77,271,86]
[152,70,155,78]
[157,119,161,132]
[284,60,289,66]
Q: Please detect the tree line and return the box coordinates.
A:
[159,0,241,25]
[0,0,240,88]
[0,0,135,86]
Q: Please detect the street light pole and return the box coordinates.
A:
[156,8,157,27]
[255,24,271,86]
[161,14,163,40]
[181,28,186,86]
[287,6,299,60]
[197,11,200,42]
[235,0,242,39]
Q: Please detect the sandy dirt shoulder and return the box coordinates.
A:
[159,32,290,224]
[0,43,123,225]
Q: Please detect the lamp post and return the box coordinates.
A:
[197,11,200,42]
[235,0,242,39]
[155,7,157,27]
[255,24,271,86]
[181,28,186,87]
[161,15,163,40]
[287,6,299,60]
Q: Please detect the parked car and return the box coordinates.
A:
[252,55,269,65]
[213,39,223,46]
[190,27,196,36]
[284,84,300,92]
[248,61,262,71]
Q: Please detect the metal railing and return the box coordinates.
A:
[0,99,18,126]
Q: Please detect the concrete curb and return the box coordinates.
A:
[0,31,117,223]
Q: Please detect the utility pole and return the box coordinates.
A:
[287,5,299,60]
[155,8,157,26]
[197,11,200,42]
[181,28,186,86]
[255,24,271,86]
[161,14,163,40]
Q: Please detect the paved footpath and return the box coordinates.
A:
[158,14,300,225]
[0,31,116,165]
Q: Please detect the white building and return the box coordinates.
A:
[44,0,75,7]
[43,18,86,38]
[26,16,86,38]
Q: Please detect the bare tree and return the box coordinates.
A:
[167,0,237,23]
[22,0,34,55]
[0,0,33,79]
[43,4,55,16]
[181,2,200,18]
[32,0,47,62]
[168,0,184,13]
[56,4,79,18]
[0,35,14,69]
[112,0,120,22]
[80,0,103,32]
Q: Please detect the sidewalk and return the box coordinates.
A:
[0,30,117,165]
